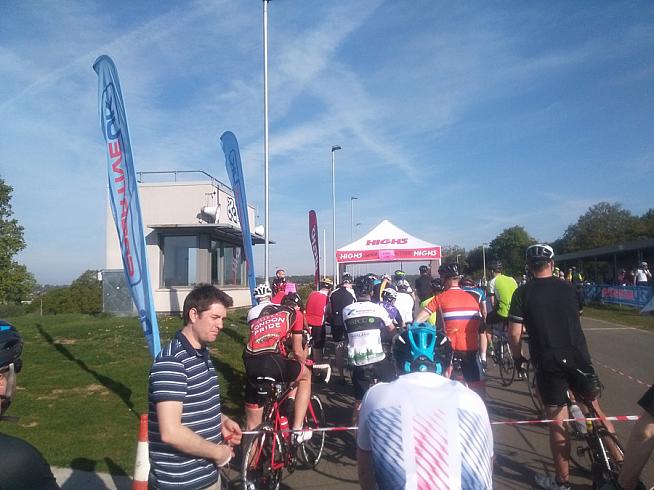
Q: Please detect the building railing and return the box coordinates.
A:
[136,170,232,194]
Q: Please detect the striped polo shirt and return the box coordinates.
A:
[148,331,222,489]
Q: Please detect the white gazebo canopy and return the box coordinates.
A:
[336,220,441,265]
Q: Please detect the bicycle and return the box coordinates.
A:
[489,325,515,386]
[241,366,328,490]
[515,335,542,415]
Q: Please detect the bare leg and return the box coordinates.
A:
[545,405,570,483]
[292,368,311,430]
[245,406,264,431]
[335,342,346,379]
[618,410,654,490]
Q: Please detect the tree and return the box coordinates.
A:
[465,246,485,277]
[639,208,654,238]
[69,270,102,315]
[489,226,536,276]
[0,178,35,304]
[441,245,467,267]
[558,202,643,252]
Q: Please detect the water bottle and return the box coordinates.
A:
[279,415,290,441]
[569,404,587,434]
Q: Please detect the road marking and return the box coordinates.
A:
[595,360,652,388]
[584,327,631,331]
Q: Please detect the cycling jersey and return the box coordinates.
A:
[424,287,482,352]
[487,274,517,318]
[381,301,403,328]
[394,291,414,324]
[357,372,493,490]
[305,290,329,326]
[245,303,302,357]
[342,301,393,367]
[419,296,437,326]
[414,275,433,302]
[0,433,60,489]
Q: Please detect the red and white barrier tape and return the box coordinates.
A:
[229,415,641,436]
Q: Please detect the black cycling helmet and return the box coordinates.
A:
[354,276,373,297]
[281,292,304,311]
[438,262,460,279]
[393,323,452,375]
[430,277,444,292]
[489,260,502,272]
[525,243,555,264]
[341,273,353,284]
[460,275,476,288]
[419,265,429,274]
[0,323,23,373]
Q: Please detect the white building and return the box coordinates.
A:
[104,171,264,314]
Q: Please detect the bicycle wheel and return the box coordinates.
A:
[524,361,543,415]
[242,424,283,490]
[299,395,326,468]
[498,342,515,386]
[589,424,625,489]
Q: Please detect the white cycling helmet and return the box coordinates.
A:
[525,244,555,264]
[254,284,272,300]
[382,288,397,301]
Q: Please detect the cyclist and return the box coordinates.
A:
[326,274,357,383]
[415,263,486,398]
[508,244,620,490]
[393,269,413,293]
[486,260,517,327]
[304,277,334,363]
[380,288,404,329]
[271,268,286,296]
[343,276,397,424]
[357,323,493,490]
[0,322,60,489]
[461,276,489,369]
[372,273,393,304]
[414,264,433,303]
[243,284,312,444]
[418,277,443,326]
[394,279,415,325]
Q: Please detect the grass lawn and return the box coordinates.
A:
[583,303,654,331]
[3,309,250,475]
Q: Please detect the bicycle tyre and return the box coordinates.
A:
[524,361,543,415]
[589,423,625,489]
[498,341,515,386]
[241,424,283,490]
[299,395,326,468]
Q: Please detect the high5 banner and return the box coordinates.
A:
[93,55,161,358]
[309,210,320,290]
[220,131,257,306]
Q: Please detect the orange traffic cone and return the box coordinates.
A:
[132,413,149,490]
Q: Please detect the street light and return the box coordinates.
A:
[456,254,461,264]
[350,196,358,242]
[331,145,342,285]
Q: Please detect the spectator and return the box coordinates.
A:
[148,284,242,490]
[271,268,287,297]
[617,269,626,286]
[634,262,652,287]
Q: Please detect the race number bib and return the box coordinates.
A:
[347,329,385,367]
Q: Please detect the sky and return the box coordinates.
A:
[1,0,653,285]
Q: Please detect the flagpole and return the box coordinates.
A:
[263,0,270,286]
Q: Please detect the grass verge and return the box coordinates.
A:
[583,304,654,331]
[3,310,249,475]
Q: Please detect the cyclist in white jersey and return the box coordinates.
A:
[357,323,493,490]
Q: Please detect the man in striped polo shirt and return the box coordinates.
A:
[148,284,242,490]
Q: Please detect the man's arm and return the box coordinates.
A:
[357,448,378,490]
[156,401,232,466]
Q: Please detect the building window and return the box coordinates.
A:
[211,240,245,287]
[162,235,198,287]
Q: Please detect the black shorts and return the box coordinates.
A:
[453,350,484,383]
[331,323,345,342]
[535,353,596,407]
[638,384,654,417]
[309,325,325,349]
[352,357,397,401]
[243,354,303,407]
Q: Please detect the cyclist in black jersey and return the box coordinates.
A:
[0,321,60,489]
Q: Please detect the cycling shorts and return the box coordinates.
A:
[309,324,326,349]
[535,354,596,407]
[352,357,397,401]
[243,354,303,407]
[453,350,484,383]
[638,384,654,417]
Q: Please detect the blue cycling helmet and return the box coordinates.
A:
[393,323,452,375]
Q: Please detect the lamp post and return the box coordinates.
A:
[482,243,488,286]
[262,0,271,286]
[456,254,461,264]
[331,145,341,285]
[350,196,358,242]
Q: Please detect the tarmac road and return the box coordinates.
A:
[53,317,653,489]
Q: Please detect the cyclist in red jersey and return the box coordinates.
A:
[243,285,312,443]
[304,278,334,363]
[415,263,486,398]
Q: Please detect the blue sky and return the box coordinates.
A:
[1,1,653,285]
